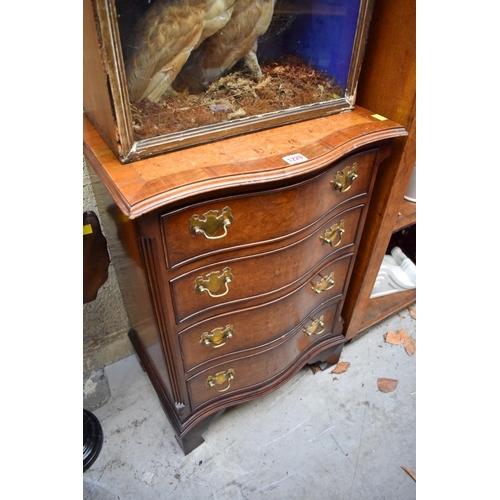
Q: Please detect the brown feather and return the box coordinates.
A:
[178,0,276,92]
[125,0,236,102]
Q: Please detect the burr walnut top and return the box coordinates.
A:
[83,106,406,219]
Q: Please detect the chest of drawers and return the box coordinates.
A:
[84,107,407,454]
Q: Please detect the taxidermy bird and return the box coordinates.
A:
[124,0,237,102]
[178,0,277,92]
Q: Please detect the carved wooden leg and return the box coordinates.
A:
[176,410,226,455]
[317,343,344,366]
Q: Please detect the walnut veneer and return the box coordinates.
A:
[84,106,406,454]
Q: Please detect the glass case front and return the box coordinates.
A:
[85,0,374,161]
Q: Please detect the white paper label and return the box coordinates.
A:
[282,153,309,165]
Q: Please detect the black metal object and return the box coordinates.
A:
[83,409,104,472]
[83,211,108,472]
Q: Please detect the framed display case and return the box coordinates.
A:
[83,0,374,162]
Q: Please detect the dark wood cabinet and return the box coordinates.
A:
[84,108,406,453]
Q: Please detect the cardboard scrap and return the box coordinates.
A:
[377,378,398,393]
[331,361,350,374]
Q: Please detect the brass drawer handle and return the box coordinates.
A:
[190,206,233,240]
[195,267,233,298]
[331,163,358,193]
[312,272,335,294]
[201,325,234,348]
[303,315,325,336]
[320,219,345,247]
[206,368,235,393]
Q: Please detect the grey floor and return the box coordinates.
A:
[84,305,416,500]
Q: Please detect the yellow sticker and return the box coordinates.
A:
[83,224,93,235]
[371,114,388,121]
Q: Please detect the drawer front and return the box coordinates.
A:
[187,300,341,410]
[170,205,363,323]
[179,253,353,372]
[162,149,378,268]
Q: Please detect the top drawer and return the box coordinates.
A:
[161,149,378,268]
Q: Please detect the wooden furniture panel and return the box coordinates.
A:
[170,205,362,324]
[341,0,416,340]
[162,149,378,268]
[179,256,352,372]
[360,289,416,334]
[187,300,342,410]
[83,108,405,219]
[394,199,417,233]
[84,107,406,454]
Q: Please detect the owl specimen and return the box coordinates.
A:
[178,0,277,92]
[124,0,237,102]
[124,0,276,102]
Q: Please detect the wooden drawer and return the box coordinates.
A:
[179,253,352,372]
[85,103,407,455]
[170,205,363,324]
[186,299,341,410]
[161,149,378,268]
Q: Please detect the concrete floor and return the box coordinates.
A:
[83,305,416,500]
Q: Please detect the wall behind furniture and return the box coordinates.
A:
[83,158,133,409]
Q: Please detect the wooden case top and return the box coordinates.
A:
[83,106,407,219]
